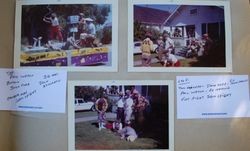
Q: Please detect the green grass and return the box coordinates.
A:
[75,121,159,150]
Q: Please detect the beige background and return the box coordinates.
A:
[0,0,250,151]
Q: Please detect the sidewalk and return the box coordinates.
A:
[75,112,116,123]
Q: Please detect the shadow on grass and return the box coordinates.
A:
[75,121,159,150]
[75,103,169,150]
[91,122,99,128]
[139,102,169,149]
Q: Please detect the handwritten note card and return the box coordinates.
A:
[0,68,67,113]
[177,75,250,119]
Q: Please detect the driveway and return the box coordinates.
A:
[75,112,116,123]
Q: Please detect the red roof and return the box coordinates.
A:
[134,5,170,25]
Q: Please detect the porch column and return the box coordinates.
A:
[183,26,188,46]
[183,26,187,38]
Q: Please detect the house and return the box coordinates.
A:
[106,85,167,103]
[163,5,225,47]
[134,5,170,31]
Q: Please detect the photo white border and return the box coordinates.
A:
[68,80,174,151]
[128,0,232,72]
[14,0,118,72]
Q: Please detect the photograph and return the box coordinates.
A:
[14,0,118,71]
[68,80,174,151]
[128,0,232,72]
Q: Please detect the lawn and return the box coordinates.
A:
[75,121,159,150]
[75,101,169,150]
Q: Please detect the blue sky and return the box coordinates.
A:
[136,4,178,13]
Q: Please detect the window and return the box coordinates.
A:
[202,22,225,40]
[78,99,84,104]
[186,25,195,38]
[172,26,184,38]
[190,9,197,15]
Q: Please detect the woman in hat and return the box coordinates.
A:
[85,18,96,36]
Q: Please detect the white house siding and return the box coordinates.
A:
[167,5,224,39]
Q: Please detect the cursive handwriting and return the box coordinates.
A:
[177,77,248,102]
[230,79,248,85]
[6,71,18,79]
[42,80,61,88]
[177,78,190,85]
[5,71,60,103]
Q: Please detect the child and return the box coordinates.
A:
[186,38,199,58]
[140,32,154,66]
[118,121,138,142]
[164,52,181,67]
[95,97,108,131]
[155,36,164,54]
[112,119,123,132]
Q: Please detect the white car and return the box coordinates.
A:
[75,98,95,111]
[134,41,158,54]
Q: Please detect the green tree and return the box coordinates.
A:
[80,4,110,25]
[101,26,112,44]
[134,21,146,41]
[75,86,105,101]
[134,21,161,42]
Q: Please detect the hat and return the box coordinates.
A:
[203,33,209,37]
[125,90,131,95]
[85,18,94,22]
[119,91,124,96]
[51,13,57,17]
[79,13,84,16]
[162,30,170,36]
[80,33,88,39]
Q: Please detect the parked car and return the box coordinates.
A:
[75,98,95,111]
[134,41,158,54]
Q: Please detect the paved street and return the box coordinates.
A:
[75,112,116,123]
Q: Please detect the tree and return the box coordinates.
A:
[80,4,110,25]
[101,26,112,44]
[134,21,161,42]
[75,86,106,101]
[134,21,146,41]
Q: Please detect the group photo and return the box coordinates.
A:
[71,82,172,150]
[128,2,231,72]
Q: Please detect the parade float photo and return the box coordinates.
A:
[15,0,118,71]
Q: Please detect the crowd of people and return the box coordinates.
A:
[22,12,100,51]
[95,87,149,142]
[185,33,213,58]
[140,31,180,67]
[43,12,101,50]
[139,30,213,67]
